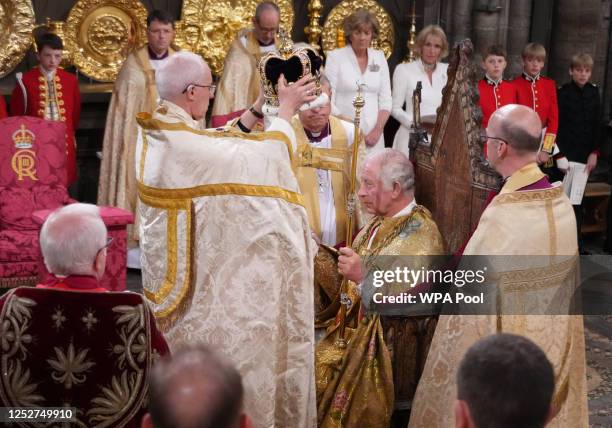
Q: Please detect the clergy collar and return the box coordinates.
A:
[148,45,169,60]
[258,38,275,47]
[522,71,541,82]
[485,75,502,86]
[304,122,330,143]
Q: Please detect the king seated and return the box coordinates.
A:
[315,149,445,427]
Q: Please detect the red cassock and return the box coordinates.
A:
[10,68,81,184]
[0,96,7,118]
[512,73,558,153]
[478,77,518,127]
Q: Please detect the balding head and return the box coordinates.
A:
[488,104,542,153]
[146,345,248,428]
[156,51,214,120]
[486,104,542,177]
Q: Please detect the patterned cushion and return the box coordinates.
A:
[0,185,69,230]
[0,229,39,262]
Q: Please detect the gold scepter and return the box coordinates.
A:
[336,82,366,348]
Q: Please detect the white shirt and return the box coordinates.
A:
[367,199,417,249]
[391,59,448,157]
[325,46,392,153]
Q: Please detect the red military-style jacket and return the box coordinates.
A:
[512,72,558,153]
[10,67,81,185]
[478,76,518,127]
[0,96,7,119]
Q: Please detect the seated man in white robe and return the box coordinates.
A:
[136,51,318,428]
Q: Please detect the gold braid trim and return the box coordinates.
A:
[136,113,295,165]
[137,181,304,208]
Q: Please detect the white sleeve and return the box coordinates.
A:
[391,64,412,128]
[377,51,392,112]
[324,50,341,116]
[266,117,297,153]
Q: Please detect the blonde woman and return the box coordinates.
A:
[391,25,449,156]
[325,9,392,152]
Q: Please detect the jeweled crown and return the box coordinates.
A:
[258,30,323,108]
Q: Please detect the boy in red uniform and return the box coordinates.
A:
[512,42,566,172]
[10,33,81,185]
[478,45,517,127]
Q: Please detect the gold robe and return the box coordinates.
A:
[211,29,278,126]
[97,45,176,242]
[136,101,317,428]
[409,163,588,428]
[316,205,445,427]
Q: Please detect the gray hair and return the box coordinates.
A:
[156,51,209,101]
[40,204,107,276]
[369,148,415,195]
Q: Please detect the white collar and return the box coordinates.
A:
[392,199,417,218]
[157,100,201,129]
[39,66,56,80]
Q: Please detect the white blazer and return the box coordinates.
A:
[325,46,392,153]
[391,59,448,156]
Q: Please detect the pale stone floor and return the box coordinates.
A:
[128,233,612,427]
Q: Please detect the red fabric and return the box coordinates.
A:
[0,229,39,262]
[0,261,38,280]
[211,109,246,127]
[0,116,70,285]
[0,286,170,428]
[37,274,109,292]
[0,96,6,119]
[512,74,559,137]
[10,68,81,184]
[478,79,518,127]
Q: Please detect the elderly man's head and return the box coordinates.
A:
[253,1,280,46]
[485,104,542,177]
[358,148,415,217]
[156,52,214,120]
[40,204,108,279]
[297,75,331,133]
[143,345,251,428]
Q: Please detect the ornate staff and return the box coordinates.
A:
[403,0,418,63]
[336,82,366,348]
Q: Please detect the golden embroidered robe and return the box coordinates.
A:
[409,163,588,428]
[136,101,317,428]
[316,205,445,427]
[291,116,368,325]
[211,29,278,127]
[98,45,176,242]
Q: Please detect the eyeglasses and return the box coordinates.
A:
[182,83,216,95]
[97,237,114,256]
[480,131,508,146]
